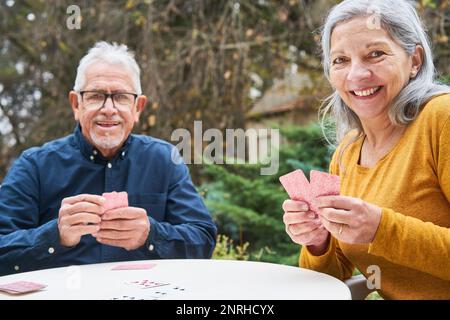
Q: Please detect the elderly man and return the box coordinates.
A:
[0,42,217,276]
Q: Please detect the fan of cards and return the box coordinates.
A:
[279,169,340,213]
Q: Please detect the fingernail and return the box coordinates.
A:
[100,197,106,202]
[308,213,315,219]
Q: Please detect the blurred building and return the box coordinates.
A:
[246,70,328,130]
[244,70,329,159]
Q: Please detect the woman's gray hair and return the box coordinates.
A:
[319,0,450,144]
[73,41,142,95]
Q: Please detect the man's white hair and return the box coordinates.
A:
[73,41,142,94]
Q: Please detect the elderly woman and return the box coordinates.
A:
[282,0,450,299]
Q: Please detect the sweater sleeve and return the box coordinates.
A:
[368,116,450,281]
[298,143,355,280]
[300,235,355,281]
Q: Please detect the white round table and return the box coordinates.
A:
[0,259,351,300]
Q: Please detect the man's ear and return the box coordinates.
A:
[134,95,148,122]
[69,91,80,121]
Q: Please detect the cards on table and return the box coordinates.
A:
[126,279,170,289]
[0,281,46,295]
[102,191,128,211]
[110,285,186,300]
[279,169,340,212]
[111,263,156,271]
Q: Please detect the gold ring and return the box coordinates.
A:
[338,224,344,235]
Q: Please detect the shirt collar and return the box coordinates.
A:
[74,124,132,162]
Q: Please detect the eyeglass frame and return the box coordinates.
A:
[78,90,139,111]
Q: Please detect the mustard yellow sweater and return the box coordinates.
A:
[300,94,450,299]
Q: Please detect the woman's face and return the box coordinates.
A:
[329,17,421,122]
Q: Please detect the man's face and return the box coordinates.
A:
[69,62,147,158]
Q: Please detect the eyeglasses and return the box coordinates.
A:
[79,91,138,111]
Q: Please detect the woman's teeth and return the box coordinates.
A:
[353,86,381,97]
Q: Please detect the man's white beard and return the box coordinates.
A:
[90,129,125,151]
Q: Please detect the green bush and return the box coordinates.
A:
[212,235,250,261]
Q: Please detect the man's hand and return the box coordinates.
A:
[58,194,105,247]
[93,207,150,251]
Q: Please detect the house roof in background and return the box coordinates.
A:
[247,71,323,118]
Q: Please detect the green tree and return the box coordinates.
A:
[0,0,334,179]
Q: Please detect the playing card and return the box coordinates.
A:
[126,280,170,289]
[166,285,187,298]
[110,295,150,300]
[114,283,186,300]
[309,170,340,213]
[111,263,156,271]
[102,191,128,211]
[310,170,340,198]
[111,295,139,300]
[147,286,187,300]
[279,170,312,203]
[0,281,46,295]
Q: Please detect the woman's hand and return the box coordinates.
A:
[312,196,382,244]
[282,199,330,247]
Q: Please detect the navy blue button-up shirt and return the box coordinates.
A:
[0,126,217,276]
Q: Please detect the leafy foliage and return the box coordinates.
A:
[212,234,250,261]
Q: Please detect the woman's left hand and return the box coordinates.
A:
[312,196,382,244]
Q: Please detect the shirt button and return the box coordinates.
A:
[90,155,94,161]
[93,150,98,155]
[121,151,125,157]
[14,265,19,271]
[148,244,154,251]
[107,163,112,169]
[48,247,55,254]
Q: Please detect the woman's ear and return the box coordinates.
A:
[410,45,424,78]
